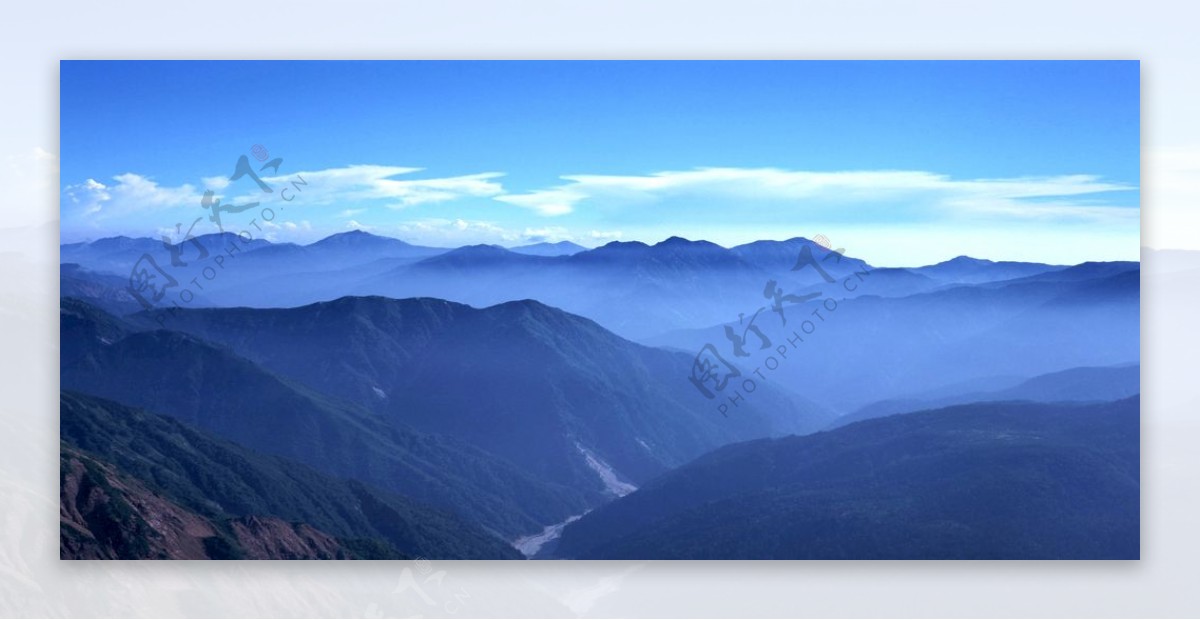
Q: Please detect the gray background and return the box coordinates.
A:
[1,0,1196,617]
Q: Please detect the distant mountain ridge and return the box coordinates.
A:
[509,240,587,256]
[60,231,1120,341]
[830,364,1141,428]
[648,263,1139,412]
[907,255,1065,284]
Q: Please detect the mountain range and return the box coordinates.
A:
[60,231,1136,345]
[59,230,1141,560]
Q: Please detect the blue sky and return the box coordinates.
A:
[60,61,1139,265]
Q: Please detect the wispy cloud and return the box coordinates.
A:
[588,230,624,241]
[255,165,506,208]
[494,188,581,216]
[521,226,573,243]
[494,167,1138,223]
[64,173,201,219]
[395,218,517,245]
[64,164,508,224]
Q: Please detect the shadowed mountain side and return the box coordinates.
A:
[60,300,591,540]
[61,445,388,560]
[123,295,834,492]
[553,397,1140,560]
[60,391,521,559]
[60,264,144,316]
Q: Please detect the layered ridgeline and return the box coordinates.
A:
[553,397,1140,560]
[648,260,1140,412]
[60,232,874,340]
[60,232,1137,412]
[117,295,830,493]
[61,298,591,540]
[61,391,520,559]
[830,363,1141,428]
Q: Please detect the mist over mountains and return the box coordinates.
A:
[59,229,1141,559]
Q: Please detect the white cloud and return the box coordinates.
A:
[260,219,312,233]
[395,218,527,246]
[201,175,230,190]
[254,165,506,209]
[521,226,572,242]
[588,230,624,241]
[494,188,581,216]
[64,173,201,219]
[494,167,1137,223]
[61,163,510,241]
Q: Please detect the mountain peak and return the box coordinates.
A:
[509,240,587,257]
[940,255,993,266]
[599,240,650,250]
[448,243,510,255]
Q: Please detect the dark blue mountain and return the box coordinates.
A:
[553,397,1140,559]
[126,295,833,496]
[60,264,144,316]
